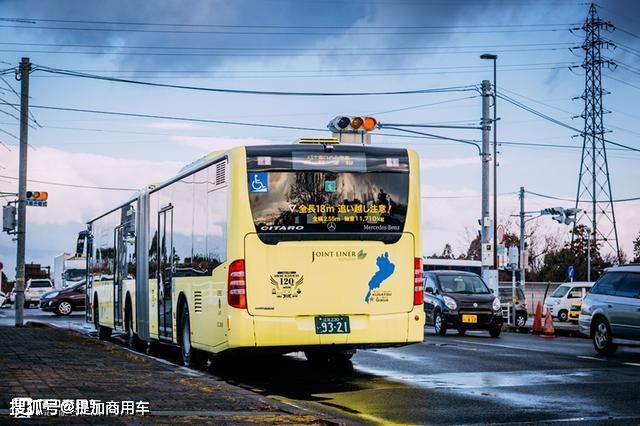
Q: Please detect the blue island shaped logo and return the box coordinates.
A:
[365,252,395,304]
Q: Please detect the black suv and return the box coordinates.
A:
[424,270,504,337]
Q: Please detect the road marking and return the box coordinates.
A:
[624,362,640,367]
[577,356,605,361]
[451,339,551,354]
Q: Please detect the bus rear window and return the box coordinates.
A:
[246,146,409,244]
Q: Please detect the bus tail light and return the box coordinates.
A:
[414,258,424,305]
[228,259,247,309]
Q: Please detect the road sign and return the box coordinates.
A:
[497,224,506,245]
[568,265,575,282]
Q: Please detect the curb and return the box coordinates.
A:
[21,320,356,425]
[502,324,587,338]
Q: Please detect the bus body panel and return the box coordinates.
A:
[244,234,415,317]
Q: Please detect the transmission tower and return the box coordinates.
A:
[574,3,620,261]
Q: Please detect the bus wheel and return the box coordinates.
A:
[332,350,356,363]
[304,350,330,365]
[179,305,194,367]
[94,298,111,340]
[124,305,135,348]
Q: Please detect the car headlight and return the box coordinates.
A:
[443,295,457,310]
[44,292,59,300]
[492,297,501,311]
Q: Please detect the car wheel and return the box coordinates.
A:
[56,300,73,316]
[180,304,195,367]
[592,317,617,356]
[516,312,527,328]
[434,311,447,336]
[489,325,502,338]
[457,328,466,335]
[557,310,568,322]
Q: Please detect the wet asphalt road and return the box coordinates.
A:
[3,306,640,425]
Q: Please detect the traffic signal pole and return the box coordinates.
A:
[14,57,31,327]
[519,187,525,292]
[480,81,492,275]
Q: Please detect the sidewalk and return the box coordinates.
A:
[0,325,342,424]
[503,317,584,337]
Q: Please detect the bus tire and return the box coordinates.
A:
[124,301,135,348]
[179,303,195,367]
[304,350,330,365]
[93,297,111,340]
[332,350,356,362]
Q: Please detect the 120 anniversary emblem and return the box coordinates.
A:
[270,271,304,298]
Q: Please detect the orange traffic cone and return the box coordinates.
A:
[540,308,556,338]
[532,301,543,334]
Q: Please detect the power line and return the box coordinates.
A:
[0,174,137,191]
[526,190,640,203]
[33,65,479,96]
[6,47,571,58]
[0,41,577,51]
[0,16,578,29]
[0,23,573,36]
[497,92,640,153]
[616,26,640,40]
[421,192,517,200]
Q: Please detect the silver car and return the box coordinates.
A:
[579,265,640,355]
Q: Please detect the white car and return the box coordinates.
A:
[24,279,54,307]
[544,281,593,322]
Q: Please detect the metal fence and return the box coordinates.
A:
[499,281,562,315]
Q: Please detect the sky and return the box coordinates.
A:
[1,0,639,279]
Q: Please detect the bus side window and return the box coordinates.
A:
[207,164,228,271]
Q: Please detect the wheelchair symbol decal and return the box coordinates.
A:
[249,172,268,193]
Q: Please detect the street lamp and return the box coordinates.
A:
[480,53,498,271]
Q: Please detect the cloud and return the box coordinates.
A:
[421,156,479,170]
[172,135,274,153]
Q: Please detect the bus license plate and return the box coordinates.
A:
[315,316,350,334]
[462,314,477,324]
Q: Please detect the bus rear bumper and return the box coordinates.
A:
[236,307,424,349]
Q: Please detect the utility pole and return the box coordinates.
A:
[14,57,31,327]
[519,187,525,292]
[481,80,492,277]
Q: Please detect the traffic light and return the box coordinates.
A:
[26,191,48,207]
[328,116,377,133]
[563,208,581,225]
[540,207,564,216]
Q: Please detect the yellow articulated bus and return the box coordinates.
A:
[86,136,424,365]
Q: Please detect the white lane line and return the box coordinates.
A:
[624,362,640,367]
[451,339,552,354]
[577,356,605,361]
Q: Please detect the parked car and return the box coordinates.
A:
[568,301,582,323]
[40,280,86,316]
[579,264,640,355]
[22,279,54,307]
[498,286,528,327]
[544,281,593,321]
[424,270,504,337]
